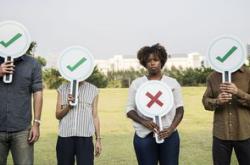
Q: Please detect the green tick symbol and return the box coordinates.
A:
[66,57,87,72]
[216,46,238,63]
[0,33,22,48]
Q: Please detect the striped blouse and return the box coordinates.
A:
[57,82,99,137]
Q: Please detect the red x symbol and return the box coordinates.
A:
[146,91,163,108]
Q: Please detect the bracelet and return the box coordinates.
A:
[34,119,41,124]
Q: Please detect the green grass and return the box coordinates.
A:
[7,87,238,165]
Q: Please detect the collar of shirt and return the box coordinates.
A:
[0,55,25,63]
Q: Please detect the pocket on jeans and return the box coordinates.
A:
[12,130,32,149]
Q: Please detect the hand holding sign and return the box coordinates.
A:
[0,60,15,76]
[0,21,31,83]
[58,46,95,106]
[135,81,174,143]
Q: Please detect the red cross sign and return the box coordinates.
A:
[146,91,164,108]
[135,81,174,144]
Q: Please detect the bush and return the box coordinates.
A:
[43,68,66,89]
[43,67,108,89]
[86,67,108,88]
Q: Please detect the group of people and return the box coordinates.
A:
[0,43,250,165]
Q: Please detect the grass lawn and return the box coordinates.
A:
[7,87,238,165]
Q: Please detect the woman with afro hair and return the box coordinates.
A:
[126,43,184,165]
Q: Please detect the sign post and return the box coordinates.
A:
[58,46,95,106]
[135,81,174,143]
[0,21,31,83]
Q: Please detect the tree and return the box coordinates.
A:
[26,41,37,56]
[86,66,108,88]
[43,67,108,89]
[163,66,213,86]
[36,56,47,67]
[106,68,146,88]
[26,41,47,67]
[43,68,66,89]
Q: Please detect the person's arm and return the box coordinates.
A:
[55,93,74,120]
[170,106,184,129]
[28,61,43,144]
[0,61,15,77]
[28,90,43,143]
[158,106,184,139]
[158,80,184,139]
[202,78,224,111]
[221,82,250,108]
[92,95,102,157]
[236,91,250,108]
[127,111,159,132]
[126,81,159,132]
[203,77,234,112]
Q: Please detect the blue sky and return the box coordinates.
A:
[1,0,249,61]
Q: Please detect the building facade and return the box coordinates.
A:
[95,53,203,74]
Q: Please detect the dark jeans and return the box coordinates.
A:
[56,136,94,165]
[213,136,250,165]
[133,131,180,165]
[0,130,34,165]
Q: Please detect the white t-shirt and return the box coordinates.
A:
[126,75,184,138]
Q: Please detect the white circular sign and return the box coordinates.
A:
[135,81,174,118]
[0,21,31,58]
[58,46,95,81]
[207,35,246,73]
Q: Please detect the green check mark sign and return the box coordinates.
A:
[216,46,238,63]
[66,57,87,72]
[0,33,22,48]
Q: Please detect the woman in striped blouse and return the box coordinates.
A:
[55,81,101,165]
